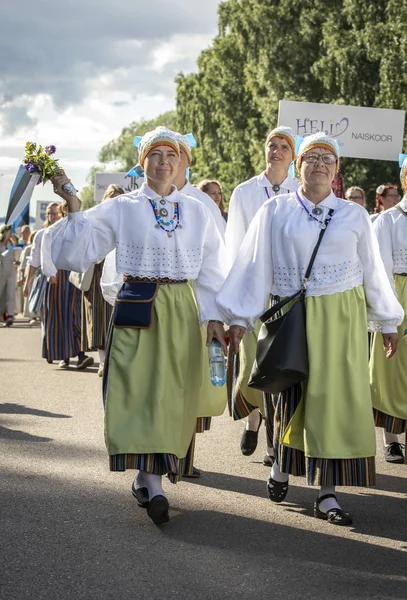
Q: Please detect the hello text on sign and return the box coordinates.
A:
[278,100,405,161]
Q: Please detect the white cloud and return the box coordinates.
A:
[0,0,223,216]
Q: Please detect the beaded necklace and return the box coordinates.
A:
[295,191,334,229]
[149,198,182,238]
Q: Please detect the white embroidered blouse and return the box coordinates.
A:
[373,197,407,291]
[42,183,227,322]
[226,172,299,263]
[29,228,57,276]
[217,189,404,333]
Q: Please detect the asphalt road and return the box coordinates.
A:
[1,321,406,600]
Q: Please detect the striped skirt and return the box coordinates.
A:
[42,270,82,362]
[265,387,375,487]
[28,269,47,318]
[103,283,204,483]
[81,261,113,352]
[264,286,376,488]
[370,276,407,435]
[374,409,406,435]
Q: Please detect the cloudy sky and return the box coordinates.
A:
[0,0,222,218]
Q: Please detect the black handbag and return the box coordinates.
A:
[113,281,159,329]
[248,209,334,394]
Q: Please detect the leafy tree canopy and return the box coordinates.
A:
[82,0,407,212]
[176,0,407,210]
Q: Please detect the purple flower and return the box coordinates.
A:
[25,163,37,173]
[45,145,56,155]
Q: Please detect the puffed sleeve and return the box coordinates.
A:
[193,210,228,323]
[373,212,395,291]
[217,201,275,331]
[101,249,122,306]
[42,198,118,274]
[27,229,44,269]
[357,209,403,333]
[41,229,57,277]
[225,186,248,266]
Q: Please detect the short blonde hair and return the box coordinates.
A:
[103,184,125,201]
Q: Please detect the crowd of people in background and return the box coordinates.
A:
[1,174,402,333]
[1,124,406,528]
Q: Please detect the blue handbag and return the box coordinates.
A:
[113,281,159,329]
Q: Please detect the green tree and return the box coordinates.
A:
[80,111,177,206]
[176,0,407,209]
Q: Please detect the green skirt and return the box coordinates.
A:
[370,274,407,425]
[104,283,204,464]
[282,285,376,459]
[228,321,264,419]
[268,286,376,486]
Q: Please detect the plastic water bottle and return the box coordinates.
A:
[208,340,226,386]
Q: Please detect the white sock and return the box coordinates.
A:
[270,461,289,483]
[134,470,146,490]
[383,430,399,447]
[246,409,261,431]
[266,446,275,458]
[143,472,165,500]
[98,349,106,363]
[318,486,341,513]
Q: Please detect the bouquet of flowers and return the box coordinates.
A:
[5,142,77,225]
[23,142,60,184]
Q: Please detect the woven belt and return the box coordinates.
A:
[123,275,187,285]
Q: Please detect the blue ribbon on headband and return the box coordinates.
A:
[295,136,304,156]
[332,138,341,158]
[133,136,143,148]
[288,137,304,177]
[399,153,407,167]
[185,133,197,148]
[127,164,144,178]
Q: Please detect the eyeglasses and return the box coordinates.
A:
[347,196,363,201]
[303,153,337,165]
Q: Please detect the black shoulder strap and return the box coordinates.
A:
[304,208,334,281]
[260,208,334,323]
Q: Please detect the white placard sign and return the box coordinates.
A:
[94,172,144,203]
[278,100,405,161]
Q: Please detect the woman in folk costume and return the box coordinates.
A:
[171,131,227,477]
[45,127,227,526]
[226,126,299,465]
[370,157,407,464]
[217,132,403,525]
[41,203,94,370]
[80,184,124,378]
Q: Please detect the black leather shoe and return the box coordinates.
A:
[240,413,262,456]
[147,495,170,526]
[183,466,201,479]
[267,475,289,503]
[385,442,405,464]
[131,482,149,508]
[314,493,353,526]
[263,454,275,467]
